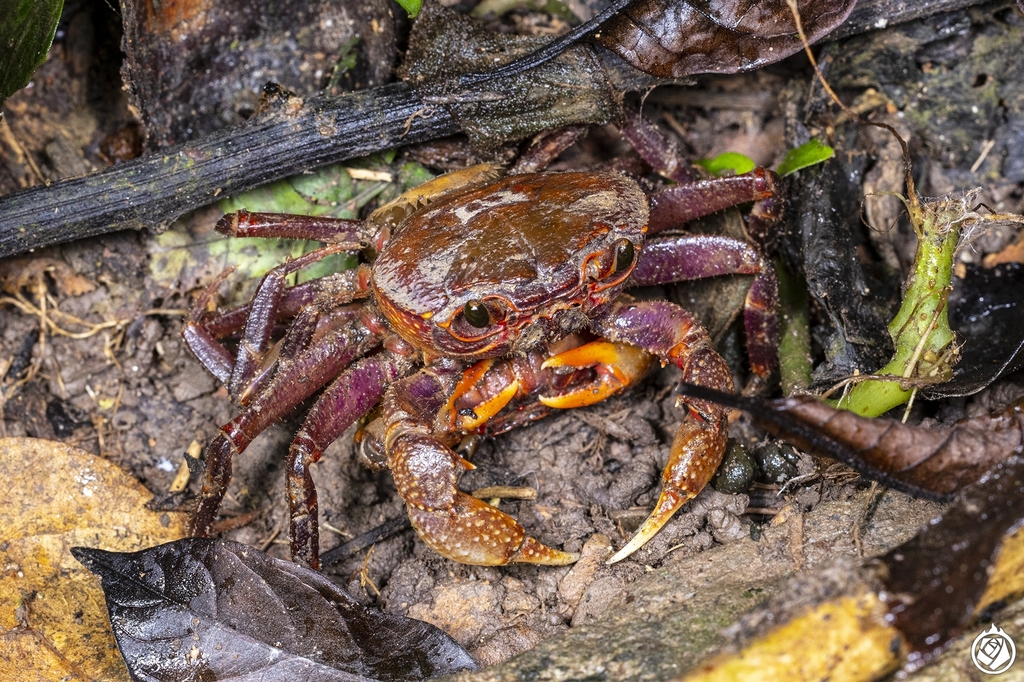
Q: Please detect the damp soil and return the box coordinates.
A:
[3,0,1024,676]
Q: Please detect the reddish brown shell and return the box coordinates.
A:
[372,171,648,357]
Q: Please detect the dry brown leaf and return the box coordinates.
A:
[0,257,96,296]
[982,238,1024,267]
[0,437,187,681]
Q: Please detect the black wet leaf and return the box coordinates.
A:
[881,455,1024,671]
[72,539,476,682]
[923,262,1024,398]
[779,155,897,384]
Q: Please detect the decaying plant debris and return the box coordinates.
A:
[2,1,1024,680]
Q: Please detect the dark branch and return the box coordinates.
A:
[0,83,457,258]
[0,0,992,259]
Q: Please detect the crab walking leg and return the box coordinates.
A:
[181,245,367,393]
[216,209,368,243]
[383,361,580,566]
[225,245,361,399]
[619,111,700,185]
[237,269,372,406]
[182,267,238,383]
[235,304,367,408]
[189,313,385,540]
[621,109,785,250]
[630,235,779,377]
[201,280,319,340]
[593,299,733,563]
[647,168,781,237]
[287,346,417,569]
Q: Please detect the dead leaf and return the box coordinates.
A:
[675,383,1021,499]
[0,437,187,681]
[982,236,1024,267]
[74,538,477,681]
[0,257,96,296]
[596,0,856,78]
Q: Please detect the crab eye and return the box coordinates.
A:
[612,239,635,273]
[463,299,491,328]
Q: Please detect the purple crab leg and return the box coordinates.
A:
[287,341,418,569]
[592,298,733,563]
[631,234,779,377]
[647,168,781,239]
[226,245,361,399]
[510,125,588,174]
[383,360,580,567]
[182,267,238,383]
[216,209,368,243]
[237,301,365,407]
[620,109,785,249]
[201,281,319,339]
[619,110,700,185]
[189,310,386,541]
[183,248,367,393]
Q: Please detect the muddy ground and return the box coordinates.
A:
[2,0,1024,676]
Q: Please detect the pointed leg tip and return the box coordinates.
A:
[513,536,580,565]
[606,535,646,564]
[606,488,692,564]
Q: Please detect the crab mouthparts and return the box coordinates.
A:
[511,307,591,354]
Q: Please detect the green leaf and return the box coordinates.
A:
[216,159,408,284]
[394,0,421,17]
[150,157,437,293]
[776,139,835,177]
[0,0,64,108]
[695,152,756,177]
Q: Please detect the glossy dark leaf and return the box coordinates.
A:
[676,383,1022,499]
[595,0,856,78]
[72,539,476,682]
[922,262,1024,398]
[780,155,896,382]
[881,455,1024,671]
[0,0,64,107]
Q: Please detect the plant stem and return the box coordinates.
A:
[776,258,812,396]
[834,199,962,417]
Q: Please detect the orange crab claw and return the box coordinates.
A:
[457,379,520,431]
[408,492,579,566]
[539,340,655,409]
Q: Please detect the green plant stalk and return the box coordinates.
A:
[834,201,960,417]
[776,258,812,397]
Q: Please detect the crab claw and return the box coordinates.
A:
[436,359,522,432]
[607,407,727,563]
[390,427,577,566]
[539,340,655,409]
[409,492,579,566]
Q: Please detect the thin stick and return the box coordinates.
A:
[320,515,412,566]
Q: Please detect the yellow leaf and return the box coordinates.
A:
[0,438,187,681]
[686,592,901,682]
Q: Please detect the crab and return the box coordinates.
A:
[183,115,782,570]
